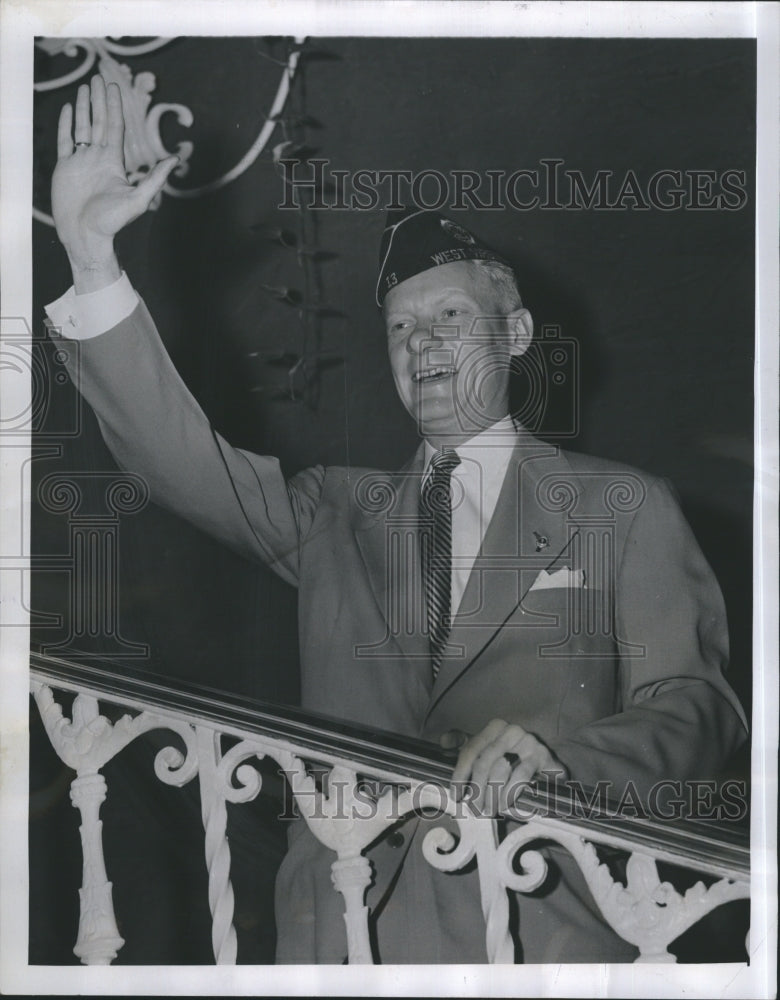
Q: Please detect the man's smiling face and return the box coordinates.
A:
[383,260,532,447]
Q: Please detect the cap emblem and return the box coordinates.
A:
[440,219,476,244]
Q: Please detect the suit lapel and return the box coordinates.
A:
[351,435,584,721]
[425,436,580,720]
[353,443,432,666]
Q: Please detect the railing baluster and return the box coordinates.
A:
[278,758,380,964]
[469,814,515,964]
[195,726,239,965]
[330,856,374,964]
[69,769,125,964]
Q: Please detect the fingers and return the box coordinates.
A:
[58,77,109,159]
[74,83,91,145]
[90,74,107,146]
[510,746,560,788]
[509,756,541,788]
[105,80,125,155]
[57,103,73,159]
[132,156,180,211]
[450,718,566,815]
[439,729,470,751]
[451,718,506,787]
[472,727,531,788]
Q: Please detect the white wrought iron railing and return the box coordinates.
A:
[29,650,750,966]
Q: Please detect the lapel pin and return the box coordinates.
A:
[533,531,549,552]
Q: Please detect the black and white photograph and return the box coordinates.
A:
[1,2,776,996]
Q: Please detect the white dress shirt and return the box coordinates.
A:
[46,275,519,618]
[422,416,517,615]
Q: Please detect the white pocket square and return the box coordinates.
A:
[530,567,586,592]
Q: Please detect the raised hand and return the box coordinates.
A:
[51,74,179,291]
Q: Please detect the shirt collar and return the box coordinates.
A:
[422,416,518,502]
[422,415,517,472]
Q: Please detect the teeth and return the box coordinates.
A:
[413,366,456,383]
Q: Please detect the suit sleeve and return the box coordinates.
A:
[57,297,323,587]
[549,477,748,796]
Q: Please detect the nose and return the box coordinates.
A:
[406,321,444,356]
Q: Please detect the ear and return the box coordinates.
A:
[506,307,533,358]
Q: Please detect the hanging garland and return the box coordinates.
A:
[248,38,344,408]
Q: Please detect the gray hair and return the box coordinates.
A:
[468,261,523,315]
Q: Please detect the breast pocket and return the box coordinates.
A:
[519,584,616,659]
[518,584,622,732]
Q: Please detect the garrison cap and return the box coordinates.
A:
[376,208,510,307]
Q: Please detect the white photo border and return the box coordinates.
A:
[1,2,776,997]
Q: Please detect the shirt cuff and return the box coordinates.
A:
[44,272,139,340]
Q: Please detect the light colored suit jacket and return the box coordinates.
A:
[60,298,747,963]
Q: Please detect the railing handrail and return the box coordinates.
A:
[29,648,750,882]
[29,648,458,781]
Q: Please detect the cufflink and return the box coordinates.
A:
[533,531,549,552]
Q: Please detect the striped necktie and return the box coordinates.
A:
[420,449,461,679]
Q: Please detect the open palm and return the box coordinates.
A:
[52,75,178,258]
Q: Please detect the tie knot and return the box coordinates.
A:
[429,449,461,478]
[421,450,461,515]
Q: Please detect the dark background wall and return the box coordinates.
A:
[29,36,755,963]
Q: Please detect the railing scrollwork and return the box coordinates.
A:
[29,652,750,967]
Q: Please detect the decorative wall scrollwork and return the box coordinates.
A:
[33,35,306,225]
[35,37,174,93]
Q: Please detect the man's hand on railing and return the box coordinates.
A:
[443,718,567,816]
[52,74,179,293]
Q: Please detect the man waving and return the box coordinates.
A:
[45,76,747,964]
